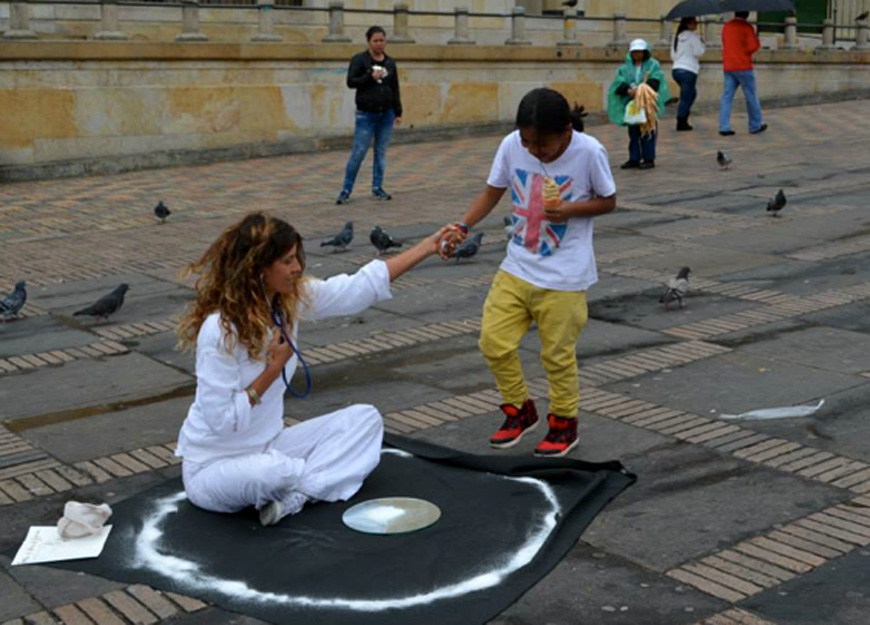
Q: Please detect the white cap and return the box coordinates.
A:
[629,38,647,52]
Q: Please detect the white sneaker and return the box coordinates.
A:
[259,491,308,527]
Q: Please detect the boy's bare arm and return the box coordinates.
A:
[460,185,508,228]
[438,185,507,258]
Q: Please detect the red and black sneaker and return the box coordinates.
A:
[534,414,579,457]
[489,399,539,449]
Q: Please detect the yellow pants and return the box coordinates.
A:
[479,271,588,418]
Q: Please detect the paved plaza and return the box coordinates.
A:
[2,98,870,625]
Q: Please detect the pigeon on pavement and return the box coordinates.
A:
[660,267,691,309]
[73,284,129,321]
[320,221,354,252]
[370,225,403,255]
[451,232,485,264]
[717,150,732,170]
[154,201,171,224]
[0,281,27,321]
[857,11,869,21]
[767,189,787,217]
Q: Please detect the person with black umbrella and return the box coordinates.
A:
[670,17,706,131]
[719,11,768,136]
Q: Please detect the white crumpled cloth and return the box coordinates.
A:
[57,501,113,540]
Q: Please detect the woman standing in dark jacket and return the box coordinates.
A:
[336,26,403,204]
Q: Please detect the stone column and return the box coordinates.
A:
[703,17,721,48]
[655,14,671,48]
[251,0,282,42]
[3,0,38,40]
[176,0,208,42]
[856,19,870,50]
[504,7,531,45]
[557,9,579,47]
[817,18,835,49]
[391,3,415,43]
[781,15,798,50]
[448,7,475,45]
[322,1,351,42]
[95,0,128,40]
[607,12,627,48]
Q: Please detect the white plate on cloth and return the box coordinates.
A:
[342,497,441,535]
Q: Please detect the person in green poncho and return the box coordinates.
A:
[607,38,670,170]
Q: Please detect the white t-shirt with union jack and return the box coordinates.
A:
[487,129,616,292]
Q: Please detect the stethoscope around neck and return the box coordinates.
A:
[270,305,312,399]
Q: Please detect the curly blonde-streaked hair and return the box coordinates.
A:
[177,212,306,360]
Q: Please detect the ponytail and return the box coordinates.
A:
[570,105,587,132]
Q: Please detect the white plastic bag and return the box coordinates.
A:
[624,99,647,125]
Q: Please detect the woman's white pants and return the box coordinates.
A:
[182,404,384,513]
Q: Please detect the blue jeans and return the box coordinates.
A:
[628,124,656,163]
[341,109,395,194]
[719,70,764,133]
[672,69,698,120]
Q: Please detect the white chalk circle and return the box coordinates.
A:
[342,497,441,534]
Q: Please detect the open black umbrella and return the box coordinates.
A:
[666,0,795,20]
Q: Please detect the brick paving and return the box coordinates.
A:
[3,99,870,625]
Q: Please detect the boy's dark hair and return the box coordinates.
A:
[735,11,750,18]
[515,88,587,134]
[366,25,386,41]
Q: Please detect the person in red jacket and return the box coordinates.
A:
[719,11,767,136]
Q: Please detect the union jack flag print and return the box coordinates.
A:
[508,170,572,257]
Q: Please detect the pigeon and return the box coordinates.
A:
[154,201,171,224]
[717,150,732,170]
[561,0,578,6]
[73,284,129,321]
[320,221,354,252]
[451,232,485,264]
[766,189,787,217]
[0,281,27,321]
[857,11,869,21]
[503,216,516,242]
[660,267,691,310]
[370,225,403,255]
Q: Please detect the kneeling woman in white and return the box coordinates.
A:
[176,212,446,526]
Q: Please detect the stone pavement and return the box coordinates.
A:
[2,98,870,625]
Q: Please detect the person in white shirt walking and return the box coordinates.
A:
[670,17,706,131]
[175,212,448,526]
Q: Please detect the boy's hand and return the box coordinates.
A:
[544,201,570,224]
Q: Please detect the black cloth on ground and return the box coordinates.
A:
[45,435,635,625]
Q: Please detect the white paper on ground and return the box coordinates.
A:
[12,525,112,566]
[721,399,825,421]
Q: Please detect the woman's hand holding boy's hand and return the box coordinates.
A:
[419,225,457,257]
[437,225,467,260]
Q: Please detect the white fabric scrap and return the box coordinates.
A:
[721,399,825,421]
[57,501,113,539]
